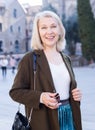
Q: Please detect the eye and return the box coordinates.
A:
[41,26,47,29]
[51,25,57,28]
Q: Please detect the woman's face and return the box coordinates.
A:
[38,16,60,49]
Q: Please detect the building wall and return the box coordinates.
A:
[0,0,26,54]
[23,5,42,51]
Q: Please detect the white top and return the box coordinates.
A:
[0,58,8,67]
[49,62,71,100]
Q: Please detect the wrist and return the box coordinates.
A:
[40,93,44,103]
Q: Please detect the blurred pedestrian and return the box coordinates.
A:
[9,56,16,74]
[0,56,8,78]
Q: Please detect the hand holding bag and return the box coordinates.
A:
[12,53,37,130]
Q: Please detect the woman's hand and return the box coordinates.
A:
[40,92,60,109]
[72,88,82,101]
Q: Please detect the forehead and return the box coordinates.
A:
[38,16,58,25]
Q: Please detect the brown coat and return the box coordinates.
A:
[9,50,82,130]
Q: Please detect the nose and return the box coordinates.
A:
[47,28,52,34]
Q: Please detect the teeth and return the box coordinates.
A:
[46,36,54,39]
[46,38,54,40]
[47,37,53,39]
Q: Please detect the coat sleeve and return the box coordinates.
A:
[9,52,42,109]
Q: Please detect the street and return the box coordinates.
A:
[0,67,95,130]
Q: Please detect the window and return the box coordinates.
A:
[0,23,2,32]
[13,9,17,18]
[0,41,3,52]
[0,7,5,15]
[10,26,13,32]
[18,26,21,32]
[10,41,13,45]
[15,40,19,53]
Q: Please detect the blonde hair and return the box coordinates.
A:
[31,11,66,51]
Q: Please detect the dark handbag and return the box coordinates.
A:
[12,109,31,130]
[12,52,37,130]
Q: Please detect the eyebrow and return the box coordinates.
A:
[40,22,57,26]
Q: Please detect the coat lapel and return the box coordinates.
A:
[34,50,56,92]
[34,50,75,92]
[60,52,76,88]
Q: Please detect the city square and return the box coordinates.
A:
[0,0,95,130]
[0,67,95,130]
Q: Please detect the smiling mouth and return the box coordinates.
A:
[46,36,55,40]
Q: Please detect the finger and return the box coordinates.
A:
[72,88,80,93]
[72,89,82,96]
[74,97,81,101]
[72,92,81,97]
[73,95,82,101]
[73,92,82,98]
[48,92,58,98]
[49,98,58,103]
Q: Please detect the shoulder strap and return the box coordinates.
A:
[18,52,37,123]
[33,52,37,72]
[28,52,37,123]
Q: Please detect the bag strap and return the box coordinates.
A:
[18,52,37,124]
[33,52,37,73]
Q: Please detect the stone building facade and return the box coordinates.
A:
[0,0,26,54]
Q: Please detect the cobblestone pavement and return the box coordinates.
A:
[0,67,95,130]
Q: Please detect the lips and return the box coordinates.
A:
[45,36,55,40]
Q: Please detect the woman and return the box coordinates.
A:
[9,56,16,74]
[0,56,8,78]
[9,11,82,130]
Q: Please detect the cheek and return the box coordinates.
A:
[39,31,43,40]
[56,35,60,41]
[57,28,61,35]
[39,30,45,38]
[55,31,60,39]
[39,31,46,43]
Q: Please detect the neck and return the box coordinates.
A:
[44,47,59,55]
[43,48,62,65]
